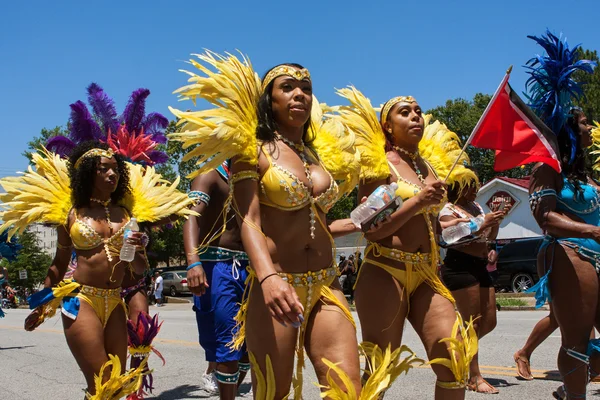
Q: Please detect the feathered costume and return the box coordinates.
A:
[523,31,598,399]
[0,236,20,318]
[590,121,600,171]
[43,83,173,399]
[328,85,478,391]
[168,50,395,399]
[0,143,194,399]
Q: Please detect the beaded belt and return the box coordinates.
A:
[279,266,337,307]
[80,285,121,298]
[198,246,249,262]
[367,242,431,264]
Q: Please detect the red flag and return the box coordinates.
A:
[469,73,561,173]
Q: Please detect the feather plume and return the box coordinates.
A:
[420,114,478,192]
[45,135,76,158]
[590,121,600,171]
[122,88,151,133]
[87,83,119,134]
[127,312,165,397]
[168,50,261,178]
[85,354,148,400]
[311,98,360,198]
[0,147,72,239]
[142,112,169,138]
[525,30,596,164]
[0,231,22,262]
[69,100,102,142]
[106,126,167,166]
[120,163,197,223]
[329,86,389,183]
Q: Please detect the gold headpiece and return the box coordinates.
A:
[261,66,311,92]
[74,148,115,169]
[380,96,417,124]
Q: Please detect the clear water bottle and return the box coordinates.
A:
[350,182,400,227]
[441,215,484,245]
[120,218,139,262]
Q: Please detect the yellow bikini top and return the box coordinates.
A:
[258,145,339,213]
[388,160,447,215]
[69,208,129,261]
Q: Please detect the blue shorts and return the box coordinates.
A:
[193,259,248,363]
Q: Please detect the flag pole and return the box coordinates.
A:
[443,66,513,182]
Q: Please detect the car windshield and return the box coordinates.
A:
[177,272,187,278]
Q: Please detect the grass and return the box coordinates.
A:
[496,298,528,307]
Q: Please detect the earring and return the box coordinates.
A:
[387,129,392,133]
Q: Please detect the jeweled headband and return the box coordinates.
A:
[261,66,311,92]
[380,96,417,124]
[74,148,115,169]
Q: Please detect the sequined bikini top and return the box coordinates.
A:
[387,160,447,215]
[555,175,600,226]
[258,145,339,213]
[69,208,129,260]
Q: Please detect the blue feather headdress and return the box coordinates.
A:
[524,30,596,164]
[0,231,22,262]
[46,83,169,166]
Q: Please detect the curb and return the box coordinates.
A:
[165,296,191,304]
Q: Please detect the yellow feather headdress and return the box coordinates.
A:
[0,148,196,239]
[590,121,600,171]
[329,86,390,183]
[310,97,360,198]
[168,50,262,178]
[420,115,478,192]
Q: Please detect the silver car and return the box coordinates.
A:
[161,270,189,296]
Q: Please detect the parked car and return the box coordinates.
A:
[495,237,543,293]
[161,270,189,296]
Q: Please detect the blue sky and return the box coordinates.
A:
[0,0,598,177]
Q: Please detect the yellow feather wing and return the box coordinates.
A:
[120,163,197,223]
[310,98,360,198]
[420,115,478,190]
[168,50,261,178]
[590,121,600,171]
[330,86,389,183]
[0,148,72,239]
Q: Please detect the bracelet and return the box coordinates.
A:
[187,262,203,271]
[259,272,279,285]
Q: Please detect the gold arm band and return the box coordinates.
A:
[56,242,73,250]
[380,96,417,124]
[261,66,311,92]
[230,171,259,185]
[74,148,115,169]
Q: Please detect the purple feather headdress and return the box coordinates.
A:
[46,83,169,166]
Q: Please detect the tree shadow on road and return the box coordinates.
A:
[0,345,35,350]
[146,384,208,399]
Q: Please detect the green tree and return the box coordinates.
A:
[574,49,600,121]
[6,230,52,290]
[327,187,358,220]
[23,126,67,164]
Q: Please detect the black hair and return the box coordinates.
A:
[380,99,396,152]
[255,63,315,144]
[68,141,130,209]
[559,109,591,197]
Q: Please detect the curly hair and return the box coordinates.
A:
[68,141,130,208]
[255,63,315,145]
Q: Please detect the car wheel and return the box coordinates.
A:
[170,286,177,297]
[511,273,534,293]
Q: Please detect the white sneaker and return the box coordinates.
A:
[202,372,219,395]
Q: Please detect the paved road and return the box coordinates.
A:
[1,305,598,399]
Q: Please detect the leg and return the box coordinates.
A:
[103,302,128,373]
[245,278,298,399]
[125,288,149,327]
[305,279,361,397]
[62,301,109,395]
[408,284,465,400]
[354,262,409,394]
[550,247,598,399]
[514,307,558,380]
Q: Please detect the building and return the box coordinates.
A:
[475,176,542,240]
[28,223,57,258]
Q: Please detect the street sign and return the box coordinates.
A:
[19,270,27,280]
[486,190,519,215]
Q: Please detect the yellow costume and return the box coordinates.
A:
[330,86,478,391]
[168,50,409,399]
[0,147,196,399]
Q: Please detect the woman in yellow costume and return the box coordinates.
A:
[0,141,195,399]
[330,87,477,399]
[169,51,409,399]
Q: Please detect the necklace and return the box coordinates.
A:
[91,197,113,235]
[276,133,316,239]
[394,146,426,185]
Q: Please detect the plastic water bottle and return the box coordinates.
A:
[350,182,400,227]
[120,218,139,262]
[441,216,484,245]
